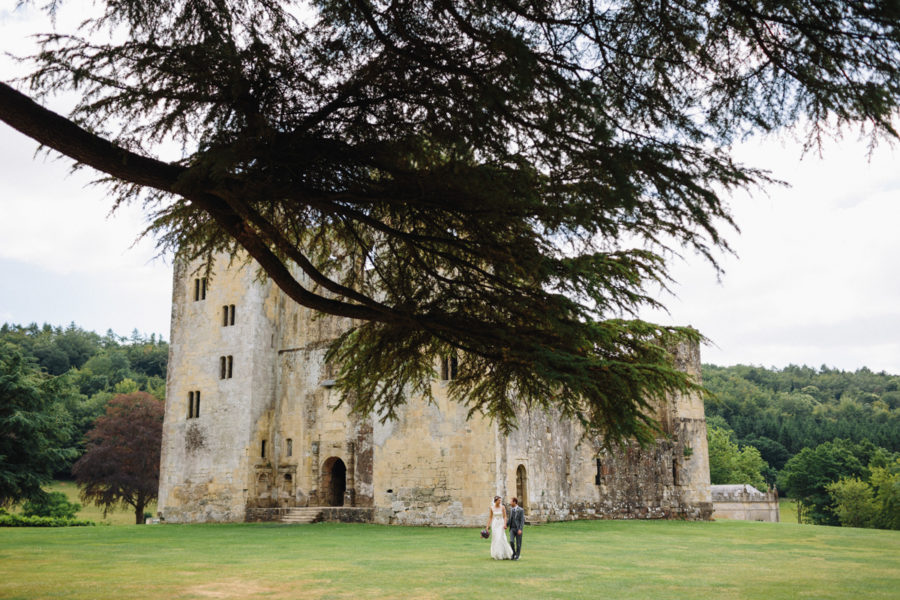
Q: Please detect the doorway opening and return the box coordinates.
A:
[516,464,528,512]
[321,457,346,506]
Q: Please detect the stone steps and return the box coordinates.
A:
[280,507,324,524]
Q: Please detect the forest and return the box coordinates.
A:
[2,321,897,528]
[0,322,167,479]
[703,364,900,528]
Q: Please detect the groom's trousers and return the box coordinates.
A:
[509,530,522,557]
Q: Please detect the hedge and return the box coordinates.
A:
[0,514,95,527]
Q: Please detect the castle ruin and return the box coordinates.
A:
[158,254,712,525]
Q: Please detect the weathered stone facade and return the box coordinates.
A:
[158,254,712,525]
[711,484,780,522]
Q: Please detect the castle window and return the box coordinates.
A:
[220,356,233,379]
[595,459,602,485]
[222,304,235,326]
[440,353,458,380]
[286,438,293,457]
[261,440,267,459]
[187,391,201,419]
[194,277,207,301]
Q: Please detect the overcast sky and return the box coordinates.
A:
[2,4,899,372]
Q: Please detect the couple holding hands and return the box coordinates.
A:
[485,496,524,560]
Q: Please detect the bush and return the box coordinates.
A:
[0,513,94,527]
[22,491,81,519]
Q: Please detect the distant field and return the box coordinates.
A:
[10,481,157,525]
[779,498,799,524]
[1,519,897,599]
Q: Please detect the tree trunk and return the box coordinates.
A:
[135,499,146,525]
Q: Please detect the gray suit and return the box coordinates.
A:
[507,504,525,558]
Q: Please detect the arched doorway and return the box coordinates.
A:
[516,464,528,512]
[321,457,346,506]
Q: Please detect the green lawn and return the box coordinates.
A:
[1,519,897,599]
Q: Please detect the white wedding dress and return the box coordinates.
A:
[489,505,514,560]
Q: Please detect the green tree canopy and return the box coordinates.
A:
[869,461,900,530]
[2,1,899,441]
[778,439,870,525]
[706,419,769,491]
[1,322,169,476]
[826,477,879,528]
[0,342,76,507]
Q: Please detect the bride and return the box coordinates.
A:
[485,496,514,560]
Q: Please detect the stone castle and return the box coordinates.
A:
[158,254,713,525]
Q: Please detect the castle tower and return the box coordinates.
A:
[158,257,280,522]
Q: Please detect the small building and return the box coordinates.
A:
[711,484,779,522]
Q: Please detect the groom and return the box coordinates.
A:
[507,497,525,560]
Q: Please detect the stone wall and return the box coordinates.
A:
[711,485,779,522]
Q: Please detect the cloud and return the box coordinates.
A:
[643,135,900,372]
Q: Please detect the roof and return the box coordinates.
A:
[711,484,767,499]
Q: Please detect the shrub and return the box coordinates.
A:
[0,513,94,527]
[22,491,81,519]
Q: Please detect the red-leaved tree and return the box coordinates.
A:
[73,392,163,524]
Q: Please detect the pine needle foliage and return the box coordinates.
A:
[1,0,898,443]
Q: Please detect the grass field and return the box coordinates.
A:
[1,519,897,599]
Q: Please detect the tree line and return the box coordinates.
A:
[0,323,166,523]
[703,364,900,529]
[3,322,898,528]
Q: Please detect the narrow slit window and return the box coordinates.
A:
[595,458,602,485]
[222,305,229,326]
[261,440,267,459]
[187,391,201,419]
[194,278,200,301]
[441,353,459,381]
[200,277,207,299]
[220,356,227,379]
[286,438,293,457]
[229,304,235,325]
[227,355,233,378]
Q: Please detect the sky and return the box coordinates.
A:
[1,4,899,372]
